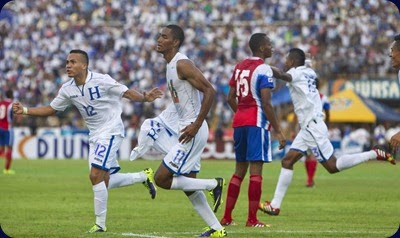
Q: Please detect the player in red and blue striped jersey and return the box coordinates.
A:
[220,33,286,227]
[0,90,14,174]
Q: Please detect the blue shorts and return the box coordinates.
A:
[233,126,272,163]
[0,129,12,146]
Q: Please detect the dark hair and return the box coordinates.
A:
[5,89,13,99]
[249,33,267,53]
[166,24,185,48]
[288,48,306,66]
[69,49,89,66]
[395,34,400,41]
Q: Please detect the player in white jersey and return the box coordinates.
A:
[259,48,396,216]
[389,34,400,151]
[12,49,163,233]
[154,24,226,237]
[129,103,179,161]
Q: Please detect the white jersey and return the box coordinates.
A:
[166,52,201,126]
[287,66,323,129]
[50,70,128,139]
[158,103,179,134]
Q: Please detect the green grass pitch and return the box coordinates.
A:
[1,159,399,238]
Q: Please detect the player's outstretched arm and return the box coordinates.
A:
[271,66,292,82]
[123,88,163,102]
[13,102,56,116]
[390,131,400,151]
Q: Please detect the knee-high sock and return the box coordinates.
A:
[5,150,12,170]
[188,191,223,231]
[171,176,217,191]
[108,172,146,189]
[336,151,376,171]
[248,175,262,223]
[93,181,108,228]
[305,159,317,185]
[222,174,243,221]
[271,168,293,208]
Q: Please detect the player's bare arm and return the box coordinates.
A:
[123,88,163,102]
[177,59,216,143]
[390,131,400,150]
[227,87,237,113]
[260,88,286,149]
[12,102,56,116]
[270,66,292,82]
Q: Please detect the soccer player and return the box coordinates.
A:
[154,24,227,237]
[129,103,179,161]
[0,90,15,174]
[219,33,286,228]
[259,48,395,216]
[389,34,400,151]
[303,77,331,188]
[12,49,163,233]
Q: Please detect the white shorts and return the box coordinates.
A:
[139,117,178,155]
[89,135,123,174]
[290,119,334,163]
[163,121,208,175]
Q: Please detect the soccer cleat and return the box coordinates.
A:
[259,201,280,216]
[220,217,237,226]
[306,182,315,188]
[209,177,225,213]
[142,168,157,199]
[245,220,271,228]
[3,169,15,175]
[199,227,227,237]
[373,146,396,165]
[87,224,107,233]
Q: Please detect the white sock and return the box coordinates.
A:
[271,168,293,208]
[108,172,146,189]
[93,181,108,228]
[188,191,223,230]
[171,176,217,191]
[336,151,376,171]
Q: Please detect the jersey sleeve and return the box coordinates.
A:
[257,65,275,89]
[50,87,71,112]
[228,65,238,88]
[105,74,129,98]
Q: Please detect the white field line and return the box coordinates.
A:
[120,229,388,237]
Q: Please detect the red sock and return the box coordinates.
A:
[5,150,12,170]
[222,174,243,221]
[305,158,317,185]
[248,175,262,224]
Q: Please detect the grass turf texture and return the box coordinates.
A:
[1,159,399,238]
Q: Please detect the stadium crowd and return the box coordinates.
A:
[1,0,400,142]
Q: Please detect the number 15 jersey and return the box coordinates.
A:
[229,57,275,130]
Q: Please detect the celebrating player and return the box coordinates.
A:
[153,24,227,237]
[12,49,163,233]
[389,34,400,151]
[259,48,395,216]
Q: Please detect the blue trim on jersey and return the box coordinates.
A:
[258,74,274,89]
